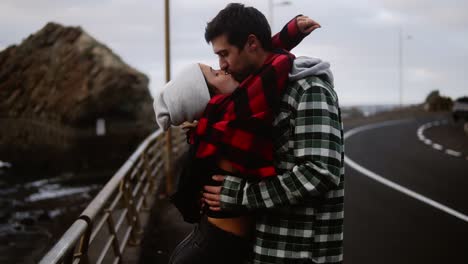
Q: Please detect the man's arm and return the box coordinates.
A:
[203,79,343,211]
[271,15,320,51]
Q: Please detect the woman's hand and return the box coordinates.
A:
[297,15,321,34]
[180,121,198,131]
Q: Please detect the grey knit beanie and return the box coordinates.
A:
[153,63,210,130]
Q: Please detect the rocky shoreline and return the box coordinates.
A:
[0,169,109,264]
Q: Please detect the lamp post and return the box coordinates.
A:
[164,0,173,194]
[268,0,292,30]
[398,26,412,107]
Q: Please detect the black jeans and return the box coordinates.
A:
[168,216,252,264]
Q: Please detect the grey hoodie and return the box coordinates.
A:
[289,56,334,86]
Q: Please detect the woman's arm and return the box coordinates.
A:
[271,15,320,51]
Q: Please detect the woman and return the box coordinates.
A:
[154,62,253,264]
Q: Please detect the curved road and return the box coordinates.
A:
[343,117,468,264]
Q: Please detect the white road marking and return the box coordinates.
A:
[446,149,462,157]
[0,160,12,168]
[416,120,466,160]
[432,144,443,150]
[345,119,468,223]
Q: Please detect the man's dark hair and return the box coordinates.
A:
[204,3,272,51]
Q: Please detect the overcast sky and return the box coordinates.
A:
[1,0,467,106]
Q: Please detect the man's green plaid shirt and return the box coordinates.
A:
[220,75,344,264]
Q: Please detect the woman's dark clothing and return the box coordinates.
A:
[168,216,252,264]
[171,142,247,223]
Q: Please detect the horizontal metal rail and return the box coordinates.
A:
[40,128,187,264]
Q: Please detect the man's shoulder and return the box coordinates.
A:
[285,75,336,101]
[289,74,332,90]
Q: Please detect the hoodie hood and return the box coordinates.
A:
[289,56,334,86]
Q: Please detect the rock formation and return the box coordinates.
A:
[0,22,154,126]
[0,22,157,174]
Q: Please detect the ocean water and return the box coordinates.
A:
[0,167,104,263]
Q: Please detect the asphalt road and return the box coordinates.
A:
[343,117,468,264]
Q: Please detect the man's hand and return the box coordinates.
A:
[202,175,225,211]
[296,15,320,34]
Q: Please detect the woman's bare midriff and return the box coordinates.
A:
[207,159,253,238]
[207,215,253,237]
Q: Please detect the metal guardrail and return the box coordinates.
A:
[40,127,187,264]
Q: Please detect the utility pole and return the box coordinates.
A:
[164,0,173,195]
[398,27,413,108]
[399,27,403,107]
[268,0,273,29]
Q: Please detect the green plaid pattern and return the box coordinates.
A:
[220,76,344,263]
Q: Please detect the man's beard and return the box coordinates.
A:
[231,64,255,83]
[232,72,248,82]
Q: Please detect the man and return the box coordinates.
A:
[203,3,345,264]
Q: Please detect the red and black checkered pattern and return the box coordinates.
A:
[194,16,307,179]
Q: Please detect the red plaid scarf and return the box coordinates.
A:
[194,16,306,179]
[194,51,294,178]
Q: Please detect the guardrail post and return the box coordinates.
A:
[105,209,123,260]
[122,177,142,246]
[142,148,155,210]
[76,215,92,264]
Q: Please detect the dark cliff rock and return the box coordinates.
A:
[0,22,154,126]
[0,22,157,175]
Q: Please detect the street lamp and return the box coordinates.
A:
[268,0,292,30]
[398,26,412,107]
[164,0,173,194]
